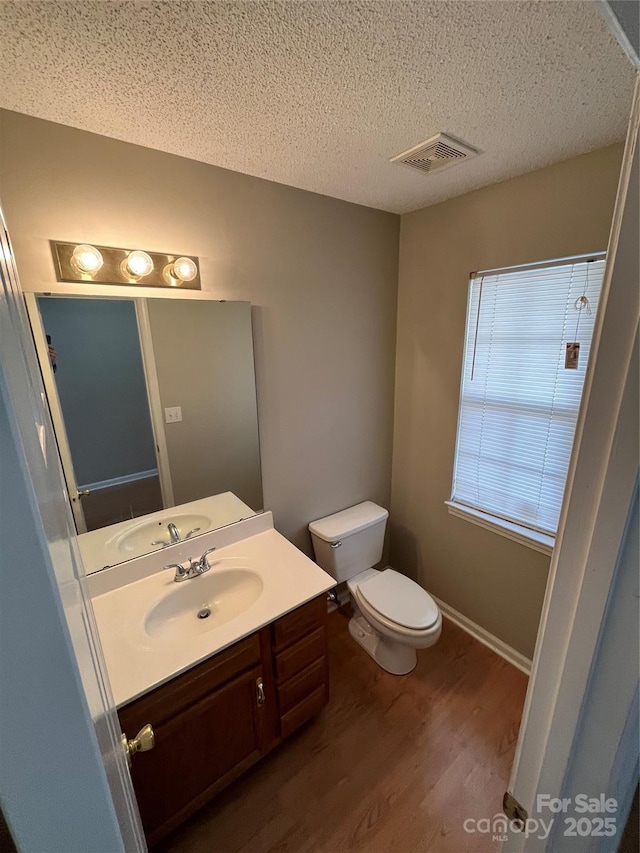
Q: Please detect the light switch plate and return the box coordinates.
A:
[165,406,182,423]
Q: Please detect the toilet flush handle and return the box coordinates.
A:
[330,540,342,549]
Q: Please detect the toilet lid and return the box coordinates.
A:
[358,569,439,630]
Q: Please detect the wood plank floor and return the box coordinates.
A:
[156,608,528,853]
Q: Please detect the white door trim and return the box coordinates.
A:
[135,298,175,507]
[24,291,88,532]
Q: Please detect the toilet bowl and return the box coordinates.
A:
[309,501,442,675]
[347,568,441,674]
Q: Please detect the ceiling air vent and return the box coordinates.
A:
[390,133,479,176]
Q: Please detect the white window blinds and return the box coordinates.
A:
[451,256,605,537]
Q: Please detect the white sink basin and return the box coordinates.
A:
[109,513,211,555]
[89,517,336,707]
[144,569,263,643]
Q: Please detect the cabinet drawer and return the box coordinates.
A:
[119,633,261,729]
[272,595,326,651]
[277,657,326,715]
[275,627,325,683]
[280,686,327,738]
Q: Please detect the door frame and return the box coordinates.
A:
[24,291,88,532]
[135,297,175,508]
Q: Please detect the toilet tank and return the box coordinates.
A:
[308,501,388,582]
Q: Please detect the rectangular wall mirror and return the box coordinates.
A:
[26,293,263,573]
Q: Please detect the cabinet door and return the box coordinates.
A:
[129,664,265,843]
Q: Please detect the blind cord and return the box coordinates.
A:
[572,262,593,341]
[470,275,484,381]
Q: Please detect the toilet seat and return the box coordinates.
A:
[357,568,439,631]
[355,590,441,641]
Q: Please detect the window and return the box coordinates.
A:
[448,254,605,551]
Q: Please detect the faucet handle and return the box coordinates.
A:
[164,561,189,581]
[197,547,217,572]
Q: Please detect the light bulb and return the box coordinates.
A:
[172,257,197,282]
[71,244,103,274]
[125,250,154,278]
[163,256,198,285]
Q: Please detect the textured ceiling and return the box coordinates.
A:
[0,1,634,213]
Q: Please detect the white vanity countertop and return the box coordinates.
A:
[90,517,335,708]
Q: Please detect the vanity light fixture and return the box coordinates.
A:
[163,256,198,285]
[50,241,201,290]
[70,244,104,275]
[122,250,154,279]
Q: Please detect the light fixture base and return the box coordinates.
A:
[51,241,201,289]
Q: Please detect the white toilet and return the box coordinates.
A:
[309,501,441,675]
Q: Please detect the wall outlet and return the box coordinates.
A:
[164,406,182,424]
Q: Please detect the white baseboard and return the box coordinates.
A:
[432,594,532,676]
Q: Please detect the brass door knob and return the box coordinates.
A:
[121,723,155,767]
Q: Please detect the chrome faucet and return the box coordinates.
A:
[151,523,202,548]
[164,547,217,583]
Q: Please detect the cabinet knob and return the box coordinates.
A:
[121,723,155,767]
[256,677,265,707]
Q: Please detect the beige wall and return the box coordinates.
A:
[0,109,400,553]
[146,299,263,509]
[391,143,623,659]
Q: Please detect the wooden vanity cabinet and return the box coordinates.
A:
[118,594,328,846]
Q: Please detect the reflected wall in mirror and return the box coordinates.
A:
[28,294,263,572]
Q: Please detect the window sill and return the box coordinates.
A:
[445,501,554,556]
